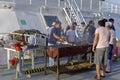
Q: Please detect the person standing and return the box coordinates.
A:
[66,24,76,62]
[92,20,110,80]
[48,21,63,66]
[87,20,96,43]
[75,22,86,43]
[109,18,115,31]
[105,22,116,73]
[82,21,96,60]
[109,18,118,61]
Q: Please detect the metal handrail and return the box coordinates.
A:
[63,8,72,24]
[39,7,48,34]
[72,0,81,24]
[101,1,120,14]
[63,0,72,24]
[74,0,87,25]
[64,0,87,25]
[66,0,81,23]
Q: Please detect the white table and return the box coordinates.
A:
[4,47,36,69]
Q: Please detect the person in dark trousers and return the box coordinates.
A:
[87,20,96,43]
[109,18,115,31]
[82,20,96,60]
[105,22,116,73]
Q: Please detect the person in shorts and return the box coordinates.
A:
[48,21,64,66]
[92,20,110,80]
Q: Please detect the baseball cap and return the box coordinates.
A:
[52,22,55,26]
[105,22,112,27]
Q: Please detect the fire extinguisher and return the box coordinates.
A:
[9,57,18,65]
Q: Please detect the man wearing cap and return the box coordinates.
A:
[48,21,64,66]
[105,21,116,73]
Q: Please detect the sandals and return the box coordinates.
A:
[95,75,105,80]
[100,75,105,78]
[94,75,101,80]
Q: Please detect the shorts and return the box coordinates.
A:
[94,47,108,65]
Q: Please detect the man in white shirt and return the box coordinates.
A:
[105,22,116,73]
[92,20,110,80]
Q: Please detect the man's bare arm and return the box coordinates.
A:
[92,33,99,52]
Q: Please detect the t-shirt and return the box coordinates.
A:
[75,27,85,42]
[109,29,116,44]
[66,25,70,31]
[48,27,61,44]
[65,25,70,36]
[66,29,76,43]
[88,26,96,43]
[95,27,110,48]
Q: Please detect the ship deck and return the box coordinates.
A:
[0,54,120,80]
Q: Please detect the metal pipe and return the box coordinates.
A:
[58,0,60,7]
[80,0,82,9]
[45,0,47,7]
[90,0,92,10]
[30,0,32,5]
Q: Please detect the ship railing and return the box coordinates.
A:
[0,32,47,46]
[101,1,120,14]
[63,0,87,25]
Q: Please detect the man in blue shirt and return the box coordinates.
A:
[88,20,96,43]
[48,21,64,66]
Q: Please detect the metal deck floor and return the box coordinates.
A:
[0,59,120,80]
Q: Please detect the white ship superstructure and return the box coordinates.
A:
[0,0,120,38]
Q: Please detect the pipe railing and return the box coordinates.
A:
[101,1,120,14]
[64,0,87,25]
[73,0,87,25]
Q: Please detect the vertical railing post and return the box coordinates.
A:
[80,0,82,10]
[111,3,113,13]
[99,0,102,12]
[45,0,47,7]
[58,0,60,7]
[30,0,32,5]
[90,0,92,10]
[116,5,118,14]
[106,2,109,12]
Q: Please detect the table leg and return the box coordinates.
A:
[57,56,60,80]
[16,51,22,79]
[34,49,37,58]
[44,48,47,75]
[89,53,92,64]
[7,50,10,69]
[31,50,35,69]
